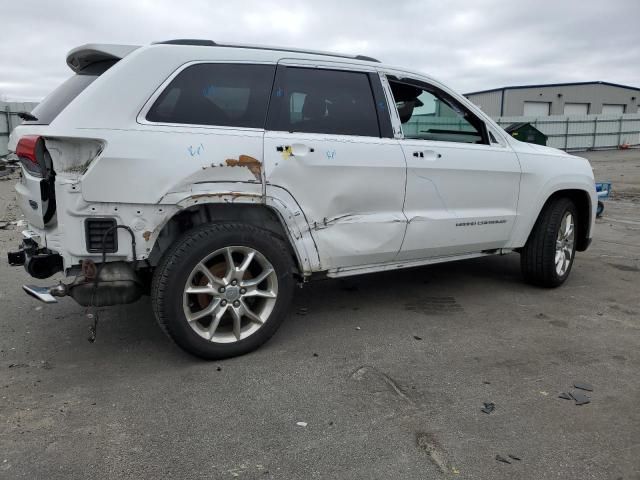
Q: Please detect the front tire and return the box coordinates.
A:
[520,198,578,288]
[151,223,295,359]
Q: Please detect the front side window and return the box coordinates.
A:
[268,67,380,137]
[146,63,276,128]
[388,78,487,144]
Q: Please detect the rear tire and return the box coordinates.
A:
[151,223,295,359]
[520,198,577,288]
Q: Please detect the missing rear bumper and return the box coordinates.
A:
[7,238,63,279]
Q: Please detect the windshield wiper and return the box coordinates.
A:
[17,111,38,121]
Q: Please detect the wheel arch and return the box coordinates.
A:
[146,199,319,277]
[528,188,593,252]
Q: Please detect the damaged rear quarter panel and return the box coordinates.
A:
[79,127,264,204]
[44,137,105,180]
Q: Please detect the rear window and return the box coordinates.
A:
[25,60,116,125]
[146,63,276,128]
[267,67,380,137]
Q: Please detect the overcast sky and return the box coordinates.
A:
[1,0,638,101]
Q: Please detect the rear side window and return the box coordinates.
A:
[146,63,276,128]
[25,60,116,125]
[268,67,380,137]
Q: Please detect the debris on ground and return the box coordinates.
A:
[8,363,28,368]
[416,432,453,474]
[1,153,18,165]
[296,307,308,315]
[355,326,361,330]
[481,402,495,414]
[508,454,522,461]
[569,391,591,405]
[296,422,307,427]
[558,382,593,405]
[312,353,318,357]
[573,382,593,392]
[87,311,99,343]
[0,221,9,229]
[413,335,422,340]
[495,454,511,464]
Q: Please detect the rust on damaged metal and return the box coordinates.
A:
[225,155,262,182]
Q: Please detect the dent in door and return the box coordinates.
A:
[264,140,407,268]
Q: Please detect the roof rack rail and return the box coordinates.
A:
[154,39,381,63]
[154,39,217,46]
[354,55,380,62]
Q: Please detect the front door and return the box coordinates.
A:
[263,64,407,270]
[385,75,521,260]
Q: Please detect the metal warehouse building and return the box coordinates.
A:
[465,81,640,117]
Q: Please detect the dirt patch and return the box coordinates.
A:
[416,432,456,475]
[608,263,639,272]
[405,297,464,315]
[351,365,413,405]
[549,319,569,328]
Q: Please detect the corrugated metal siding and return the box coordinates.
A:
[496,84,639,116]
[466,90,502,116]
[0,101,39,156]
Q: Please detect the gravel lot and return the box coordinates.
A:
[1,150,639,479]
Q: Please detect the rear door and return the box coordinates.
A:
[263,62,407,269]
[385,74,521,260]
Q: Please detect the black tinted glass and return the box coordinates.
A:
[270,67,379,137]
[146,63,276,128]
[25,60,116,125]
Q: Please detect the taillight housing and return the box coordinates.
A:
[16,135,45,177]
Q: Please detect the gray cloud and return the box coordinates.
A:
[1,0,638,100]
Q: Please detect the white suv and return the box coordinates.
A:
[7,40,596,359]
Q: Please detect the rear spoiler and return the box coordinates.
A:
[66,44,140,73]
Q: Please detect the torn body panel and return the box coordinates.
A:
[158,182,320,275]
[23,176,179,270]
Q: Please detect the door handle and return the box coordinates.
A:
[413,150,441,159]
[276,145,315,155]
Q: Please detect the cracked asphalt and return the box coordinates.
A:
[1,150,639,479]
